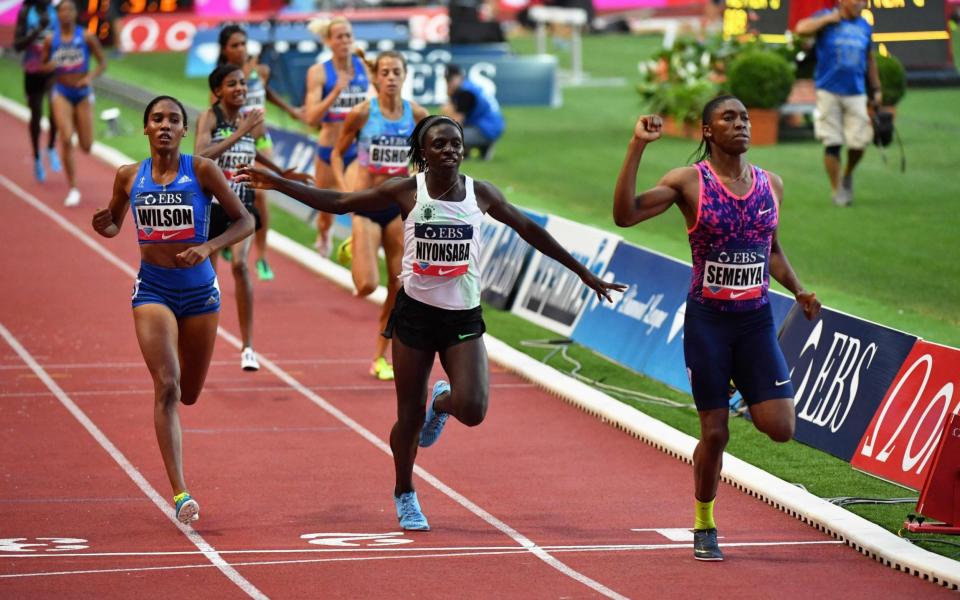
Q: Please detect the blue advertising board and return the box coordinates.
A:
[511,216,620,337]
[187,28,557,107]
[572,242,693,392]
[479,210,548,311]
[777,307,918,461]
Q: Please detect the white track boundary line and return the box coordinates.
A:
[3,540,844,580]
[0,132,626,600]
[2,94,955,590]
[2,539,842,560]
[0,324,267,600]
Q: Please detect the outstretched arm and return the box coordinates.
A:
[184,157,255,266]
[237,165,400,214]
[766,172,821,320]
[483,182,626,302]
[613,115,684,227]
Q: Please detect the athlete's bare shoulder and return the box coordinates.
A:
[660,165,699,187]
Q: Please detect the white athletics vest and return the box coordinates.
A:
[400,173,485,310]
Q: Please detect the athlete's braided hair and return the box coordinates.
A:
[688,94,740,164]
[143,95,189,128]
[217,25,246,65]
[408,115,463,172]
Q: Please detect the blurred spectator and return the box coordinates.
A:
[441,64,505,160]
[796,0,882,206]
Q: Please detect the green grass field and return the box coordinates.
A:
[2,31,958,560]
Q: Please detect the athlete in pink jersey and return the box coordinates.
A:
[613,96,821,561]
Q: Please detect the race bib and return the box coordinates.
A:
[368,135,410,175]
[134,191,196,242]
[412,223,473,277]
[702,247,766,301]
[329,87,367,119]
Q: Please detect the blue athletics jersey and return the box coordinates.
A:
[358,98,415,176]
[812,10,873,96]
[130,154,212,245]
[50,26,89,76]
[322,55,369,123]
[460,79,505,141]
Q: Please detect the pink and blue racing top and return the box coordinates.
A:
[687,160,779,312]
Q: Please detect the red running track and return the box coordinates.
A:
[0,109,948,598]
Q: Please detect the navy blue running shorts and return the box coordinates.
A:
[683,299,795,411]
[132,260,221,318]
[384,287,485,353]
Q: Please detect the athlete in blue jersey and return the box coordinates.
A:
[14,0,61,182]
[92,96,254,524]
[442,64,505,160]
[331,50,429,381]
[41,0,106,207]
[217,25,303,281]
[303,17,372,257]
[613,97,821,561]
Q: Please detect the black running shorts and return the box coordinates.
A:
[384,287,485,353]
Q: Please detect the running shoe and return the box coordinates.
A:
[419,380,450,448]
[241,347,260,371]
[336,236,353,266]
[256,258,275,281]
[693,528,723,561]
[47,147,62,172]
[64,188,81,207]
[315,233,332,258]
[221,247,233,261]
[370,357,394,381]
[174,492,200,524]
[393,491,430,531]
[34,158,46,182]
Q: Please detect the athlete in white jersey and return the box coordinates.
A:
[238,116,625,532]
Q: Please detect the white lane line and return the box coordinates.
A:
[0,539,843,559]
[0,324,267,600]
[2,173,627,599]
[1,541,845,579]
[0,358,375,370]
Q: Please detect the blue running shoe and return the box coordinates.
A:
[47,147,62,173]
[394,491,430,531]
[174,492,200,524]
[693,528,723,561]
[419,380,450,447]
[34,158,45,182]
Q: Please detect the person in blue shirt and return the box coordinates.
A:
[441,64,505,160]
[796,0,882,207]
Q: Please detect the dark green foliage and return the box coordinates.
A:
[875,52,907,106]
[727,49,796,108]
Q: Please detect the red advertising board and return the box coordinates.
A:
[851,340,960,490]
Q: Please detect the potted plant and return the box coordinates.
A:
[636,35,723,139]
[874,52,907,114]
[726,48,796,145]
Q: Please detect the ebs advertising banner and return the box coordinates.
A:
[480,210,548,310]
[572,242,692,392]
[511,216,620,337]
[851,340,960,490]
[778,307,917,461]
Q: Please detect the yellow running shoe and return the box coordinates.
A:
[336,236,353,266]
[370,357,394,381]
